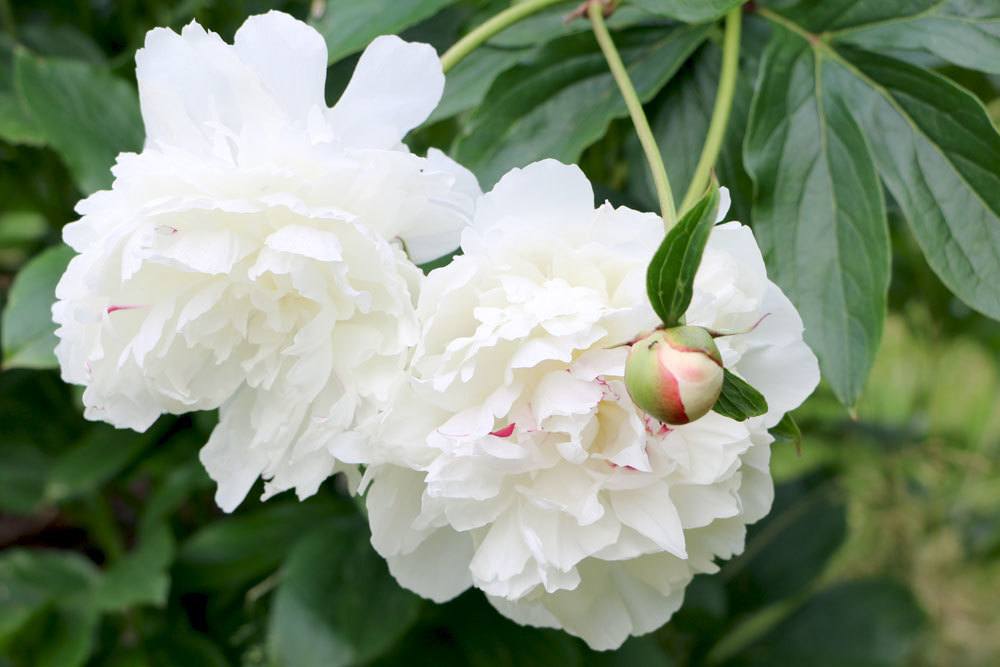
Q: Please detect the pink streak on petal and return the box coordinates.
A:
[489,423,516,438]
[106,304,143,314]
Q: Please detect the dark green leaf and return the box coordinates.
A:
[0,91,44,146]
[835,0,1000,74]
[9,604,100,667]
[454,24,709,187]
[370,589,584,667]
[774,0,940,33]
[14,50,142,194]
[45,426,155,503]
[0,443,48,513]
[0,211,48,248]
[770,413,802,451]
[723,469,846,613]
[729,579,926,667]
[485,4,656,48]
[830,45,1000,322]
[175,496,350,590]
[418,248,461,274]
[646,185,720,326]
[589,636,675,666]
[755,1,1000,328]
[744,28,890,407]
[1,244,73,370]
[311,0,457,64]
[0,549,99,643]
[427,3,669,125]
[94,523,174,612]
[429,45,532,123]
[267,519,422,667]
[629,0,744,23]
[713,369,769,421]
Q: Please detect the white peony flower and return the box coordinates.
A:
[52,11,479,511]
[361,160,819,649]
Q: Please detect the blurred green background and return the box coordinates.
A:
[1,1,999,665]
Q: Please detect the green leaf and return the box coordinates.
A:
[418,248,461,274]
[770,413,802,451]
[645,185,721,326]
[175,497,350,591]
[0,549,99,644]
[1,244,73,370]
[45,426,155,503]
[589,636,675,666]
[0,211,48,248]
[729,579,926,667]
[743,28,890,407]
[0,444,46,513]
[311,0,457,64]
[712,369,768,421]
[629,0,744,23]
[773,0,941,33]
[723,469,847,613]
[94,523,174,612]
[267,519,422,667]
[0,91,44,145]
[485,3,656,48]
[454,24,709,187]
[754,2,1000,329]
[429,45,532,123]
[10,604,100,667]
[830,46,1000,321]
[14,50,142,194]
[446,592,584,667]
[836,0,1000,75]
[428,0,659,124]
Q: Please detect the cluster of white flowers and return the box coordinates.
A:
[53,11,818,650]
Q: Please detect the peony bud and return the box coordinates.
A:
[624,326,724,425]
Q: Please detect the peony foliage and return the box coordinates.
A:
[1,0,997,665]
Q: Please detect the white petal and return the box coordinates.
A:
[716,186,732,222]
[386,527,474,603]
[611,483,687,559]
[398,148,481,264]
[327,35,444,147]
[233,11,328,121]
[474,160,595,235]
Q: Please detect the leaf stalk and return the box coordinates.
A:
[440,0,570,73]
[680,7,742,214]
[588,0,676,227]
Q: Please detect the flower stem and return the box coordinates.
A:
[680,7,741,214]
[588,1,676,227]
[440,0,570,73]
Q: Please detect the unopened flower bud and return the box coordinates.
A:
[624,326,724,425]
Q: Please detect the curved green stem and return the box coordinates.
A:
[588,2,676,227]
[440,0,570,73]
[680,7,741,214]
